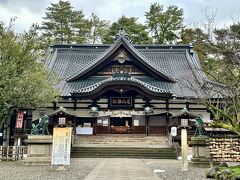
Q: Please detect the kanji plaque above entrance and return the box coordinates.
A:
[109,97,133,108]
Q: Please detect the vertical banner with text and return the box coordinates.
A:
[51,127,72,166]
[15,111,24,129]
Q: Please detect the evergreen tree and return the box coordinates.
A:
[0,20,58,126]
[103,16,152,44]
[87,13,110,44]
[71,10,90,43]
[40,0,88,44]
[41,0,73,44]
[180,28,209,62]
[145,3,184,44]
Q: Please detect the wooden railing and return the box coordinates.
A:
[0,146,27,161]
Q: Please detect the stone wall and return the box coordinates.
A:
[209,137,240,162]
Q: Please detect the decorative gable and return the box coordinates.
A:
[97,49,147,76]
[66,30,176,82]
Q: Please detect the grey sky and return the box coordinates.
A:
[0,0,239,32]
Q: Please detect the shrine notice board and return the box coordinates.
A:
[51,127,72,166]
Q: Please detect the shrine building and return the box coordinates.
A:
[29,29,215,138]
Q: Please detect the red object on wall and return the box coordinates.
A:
[15,111,24,129]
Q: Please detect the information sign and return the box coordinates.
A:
[51,128,72,166]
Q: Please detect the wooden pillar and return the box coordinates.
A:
[108,116,110,134]
[186,102,189,110]
[72,118,77,135]
[53,102,57,110]
[166,99,170,136]
[145,115,149,135]
[73,99,77,110]
[93,118,97,135]
[132,115,134,134]
[22,111,26,135]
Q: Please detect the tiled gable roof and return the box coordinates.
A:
[63,36,176,82]
[46,38,207,98]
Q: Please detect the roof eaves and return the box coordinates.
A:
[171,108,200,118]
[48,107,78,117]
[71,74,172,95]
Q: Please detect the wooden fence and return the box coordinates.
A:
[0,146,27,161]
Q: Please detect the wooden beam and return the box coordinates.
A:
[73,99,77,110]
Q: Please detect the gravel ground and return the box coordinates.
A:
[1,158,239,180]
[0,158,101,180]
[143,159,211,180]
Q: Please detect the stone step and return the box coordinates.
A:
[73,135,170,148]
[75,142,169,146]
[74,135,168,141]
[74,142,169,146]
[74,140,168,143]
[76,141,168,144]
[71,147,177,159]
[73,145,170,148]
[75,137,167,140]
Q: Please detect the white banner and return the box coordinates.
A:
[51,127,72,166]
[76,127,93,135]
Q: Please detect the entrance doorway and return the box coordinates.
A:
[110,117,132,134]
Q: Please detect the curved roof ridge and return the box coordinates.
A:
[66,35,177,82]
[72,73,171,95]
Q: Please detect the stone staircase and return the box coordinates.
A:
[73,134,170,148]
[71,135,177,159]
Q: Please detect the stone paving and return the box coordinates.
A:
[84,158,160,180]
[0,158,213,180]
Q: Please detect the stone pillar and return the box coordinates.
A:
[189,136,211,167]
[181,128,188,171]
[23,135,52,165]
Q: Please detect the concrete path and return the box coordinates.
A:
[84,158,160,180]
